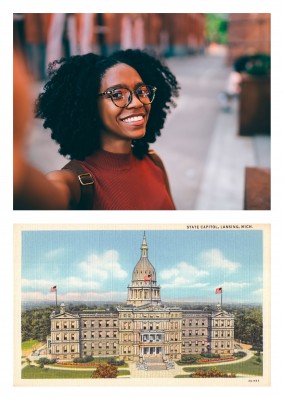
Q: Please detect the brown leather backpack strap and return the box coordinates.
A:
[62,160,94,210]
[147,149,175,208]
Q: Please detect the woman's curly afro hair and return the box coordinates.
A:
[35,49,180,160]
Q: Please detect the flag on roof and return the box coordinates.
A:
[144,274,152,281]
[215,287,222,294]
[50,285,57,292]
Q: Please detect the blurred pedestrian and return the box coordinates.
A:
[16,49,180,210]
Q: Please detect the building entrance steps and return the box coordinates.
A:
[143,356,164,363]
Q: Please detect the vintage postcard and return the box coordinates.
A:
[14,224,270,386]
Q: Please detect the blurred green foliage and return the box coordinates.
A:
[206,14,228,45]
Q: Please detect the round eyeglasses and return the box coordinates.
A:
[98,84,157,108]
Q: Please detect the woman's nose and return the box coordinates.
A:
[127,91,143,108]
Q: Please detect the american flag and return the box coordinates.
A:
[50,285,57,292]
[215,287,222,294]
[144,274,152,281]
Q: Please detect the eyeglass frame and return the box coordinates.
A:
[97,84,157,108]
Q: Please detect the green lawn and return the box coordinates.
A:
[22,365,130,379]
[21,340,40,352]
[22,365,93,379]
[182,355,263,377]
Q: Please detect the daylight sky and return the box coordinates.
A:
[21,229,264,305]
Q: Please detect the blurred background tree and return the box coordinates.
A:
[206,13,228,44]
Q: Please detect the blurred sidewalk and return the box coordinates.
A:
[26,50,270,210]
[153,51,270,210]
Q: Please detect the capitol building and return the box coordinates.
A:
[48,233,235,365]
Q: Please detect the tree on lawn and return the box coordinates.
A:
[91,363,118,379]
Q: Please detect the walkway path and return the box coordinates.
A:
[22,349,255,379]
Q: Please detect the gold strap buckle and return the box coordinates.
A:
[78,173,94,186]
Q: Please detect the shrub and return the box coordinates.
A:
[191,368,236,378]
[234,351,246,358]
[73,355,94,363]
[200,352,221,359]
[91,363,118,379]
[108,358,125,366]
[179,355,200,364]
[36,357,56,365]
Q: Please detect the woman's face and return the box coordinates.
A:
[98,63,151,147]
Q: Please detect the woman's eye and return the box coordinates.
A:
[112,91,124,99]
[138,88,150,97]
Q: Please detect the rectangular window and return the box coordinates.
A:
[91,320,95,327]
[83,321,87,328]
[71,322,75,328]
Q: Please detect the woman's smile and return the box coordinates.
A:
[98,63,151,149]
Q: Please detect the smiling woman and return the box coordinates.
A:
[14,49,180,210]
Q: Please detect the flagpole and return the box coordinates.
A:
[55,288,57,308]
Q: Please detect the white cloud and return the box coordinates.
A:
[44,248,64,259]
[22,277,100,293]
[79,250,127,281]
[22,278,55,289]
[218,281,250,290]
[160,261,209,288]
[65,276,100,290]
[251,288,263,302]
[21,291,127,303]
[200,249,240,272]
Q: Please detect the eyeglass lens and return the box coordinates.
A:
[111,85,155,107]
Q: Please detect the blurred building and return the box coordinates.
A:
[14,13,206,80]
[103,14,206,56]
[227,13,271,65]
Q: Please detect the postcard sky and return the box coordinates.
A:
[21,229,263,305]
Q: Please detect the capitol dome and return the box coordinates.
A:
[132,233,156,282]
